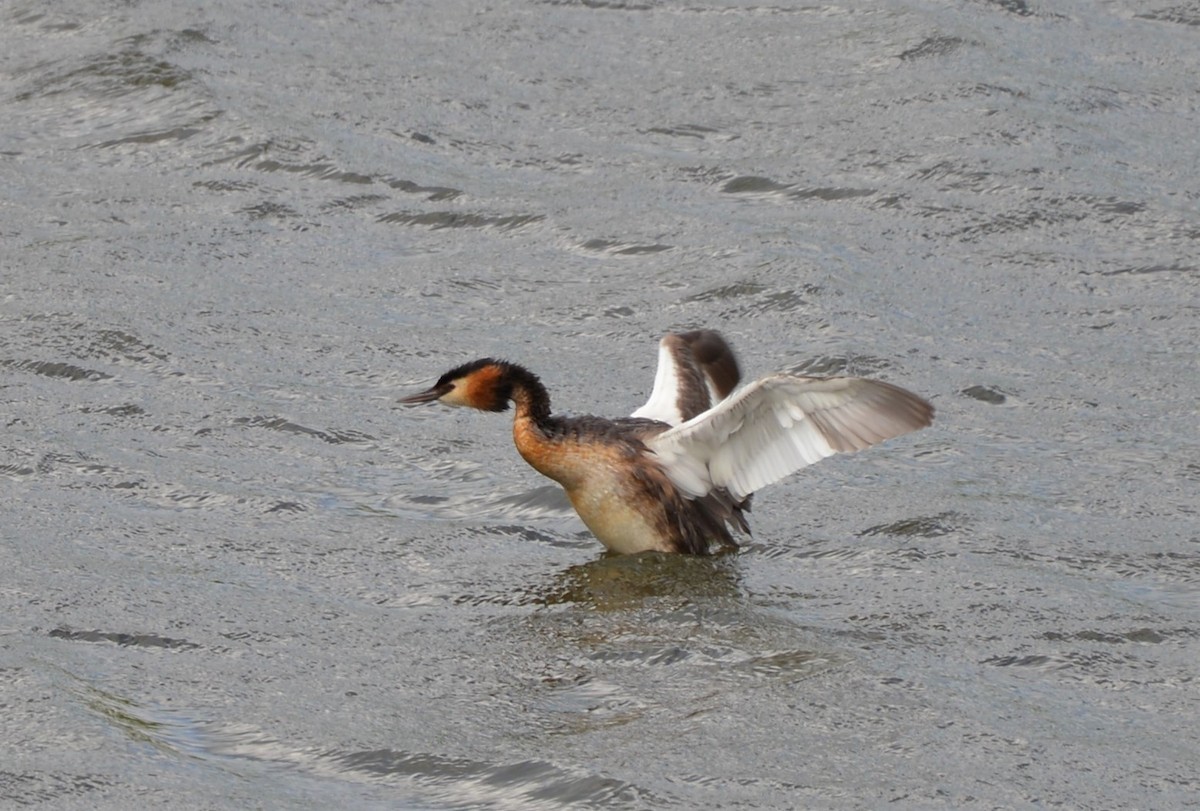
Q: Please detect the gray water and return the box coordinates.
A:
[2,0,1198,808]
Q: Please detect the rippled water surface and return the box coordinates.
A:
[3,0,1198,808]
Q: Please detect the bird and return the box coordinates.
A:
[399,330,933,555]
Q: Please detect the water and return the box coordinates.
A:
[2,0,1198,808]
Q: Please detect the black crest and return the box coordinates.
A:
[437,358,550,416]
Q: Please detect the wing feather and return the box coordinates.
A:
[649,374,934,500]
[633,331,742,425]
[631,340,685,424]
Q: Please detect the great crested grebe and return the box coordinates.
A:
[400,330,933,555]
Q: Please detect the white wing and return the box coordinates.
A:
[631,339,691,424]
[632,331,741,425]
[647,374,934,500]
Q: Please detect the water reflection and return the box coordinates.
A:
[536,550,743,611]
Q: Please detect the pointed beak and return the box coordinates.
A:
[398,383,450,405]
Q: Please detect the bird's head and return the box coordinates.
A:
[399,358,516,412]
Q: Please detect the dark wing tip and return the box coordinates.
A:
[677,330,741,401]
[806,378,934,453]
[882,381,935,429]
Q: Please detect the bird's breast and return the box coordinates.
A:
[566,482,673,554]
[512,417,673,554]
[512,418,609,487]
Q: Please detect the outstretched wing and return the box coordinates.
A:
[647,374,934,500]
[632,331,741,425]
